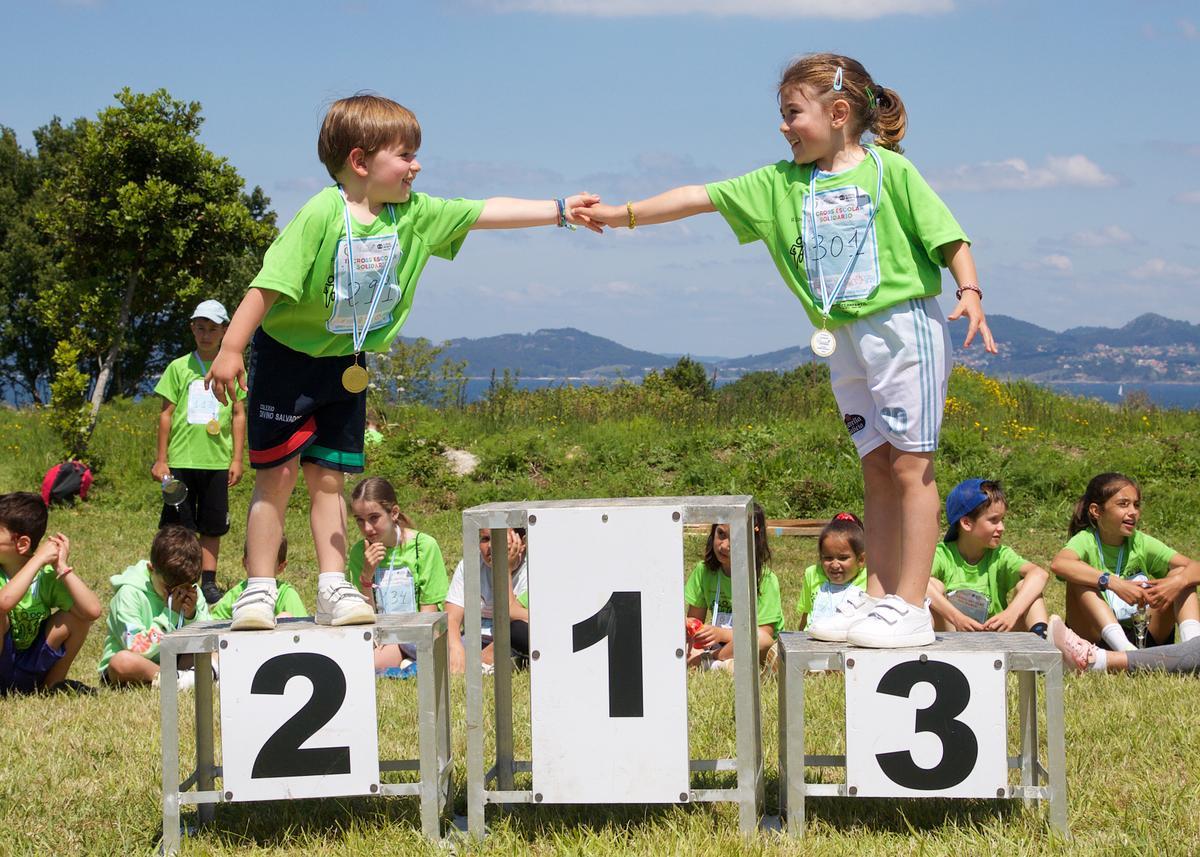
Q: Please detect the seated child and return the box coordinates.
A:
[928,479,1049,635]
[348,477,448,671]
[1051,472,1200,651]
[0,492,102,694]
[98,524,211,688]
[796,513,868,631]
[211,535,307,621]
[445,527,528,673]
[685,503,783,672]
[1051,614,1200,674]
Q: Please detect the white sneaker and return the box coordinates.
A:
[807,590,878,642]
[152,669,196,691]
[316,579,375,626]
[230,586,277,631]
[846,595,935,648]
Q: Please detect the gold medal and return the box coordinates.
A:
[810,328,837,358]
[206,418,221,436]
[342,363,369,393]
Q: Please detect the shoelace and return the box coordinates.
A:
[1059,630,1093,666]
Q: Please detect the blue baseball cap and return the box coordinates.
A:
[944,478,989,542]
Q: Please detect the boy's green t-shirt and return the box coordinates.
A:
[795,563,868,618]
[1061,529,1175,581]
[251,187,485,357]
[154,352,246,470]
[683,561,784,636]
[347,531,449,609]
[931,542,1027,617]
[705,146,968,330]
[0,564,74,651]
[97,560,210,675]
[211,580,308,620]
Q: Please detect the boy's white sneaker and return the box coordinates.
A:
[846,594,936,648]
[230,587,277,631]
[316,579,375,626]
[153,669,196,691]
[807,590,878,642]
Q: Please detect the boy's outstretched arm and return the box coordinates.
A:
[207,287,278,405]
[580,185,715,229]
[473,193,602,233]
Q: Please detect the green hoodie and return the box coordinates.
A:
[97,560,210,676]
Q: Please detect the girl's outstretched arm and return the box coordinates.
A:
[580,185,715,229]
[473,193,602,232]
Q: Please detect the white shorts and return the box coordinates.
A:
[827,297,950,458]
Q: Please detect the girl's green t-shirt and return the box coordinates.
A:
[347,530,449,609]
[683,561,784,635]
[1061,529,1175,581]
[795,563,868,618]
[705,146,967,330]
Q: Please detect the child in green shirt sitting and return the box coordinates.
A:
[211,535,307,621]
[0,492,102,694]
[685,503,783,672]
[927,479,1049,636]
[98,525,210,689]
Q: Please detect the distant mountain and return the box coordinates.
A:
[954,313,1200,383]
[419,313,1200,384]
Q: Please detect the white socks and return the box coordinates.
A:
[1179,619,1200,642]
[1100,623,1136,652]
[318,572,347,590]
[1089,649,1108,672]
[247,576,277,596]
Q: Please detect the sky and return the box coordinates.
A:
[4,1,1198,358]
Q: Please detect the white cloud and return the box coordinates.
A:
[1181,19,1198,40]
[1129,258,1200,281]
[1069,225,1134,247]
[469,0,953,19]
[1038,254,1073,273]
[930,154,1117,192]
[1173,190,1200,205]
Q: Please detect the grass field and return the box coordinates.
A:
[1,369,1198,856]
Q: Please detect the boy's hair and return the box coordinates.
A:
[1069,472,1140,538]
[350,477,415,530]
[965,482,1007,524]
[150,525,203,588]
[317,94,422,180]
[819,512,866,557]
[704,503,772,585]
[778,52,907,153]
[0,492,48,550]
[944,479,1006,542]
[243,534,288,567]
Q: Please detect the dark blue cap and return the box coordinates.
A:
[944,478,989,542]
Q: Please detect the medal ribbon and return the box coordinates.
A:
[340,192,401,355]
[1091,529,1126,578]
[808,145,885,324]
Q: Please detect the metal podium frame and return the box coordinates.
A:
[776,631,1068,838]
[159,613,452,855]
[461,495,765,837]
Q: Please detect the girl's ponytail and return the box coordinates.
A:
[1066,497,1093,539]
[870,86,907,153]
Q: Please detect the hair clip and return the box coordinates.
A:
[832,66,844,91]
[833,511,858,522]
[864,85,877,109]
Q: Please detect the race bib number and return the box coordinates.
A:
[375,565,417,615]
[186,379,220,425]
[812,582,863,621]
[712,610,734,629]
[803,185,880,303]
[326,234,403,335]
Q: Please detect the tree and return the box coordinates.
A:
[662,355,715,398]
[34,88,276,444]
[369,337,468,409]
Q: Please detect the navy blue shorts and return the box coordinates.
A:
[0,619,65,694]
[159,467,230,537]
[246,330,366,472]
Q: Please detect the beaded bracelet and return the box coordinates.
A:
[955,283,983,300]
[626,201,637,230]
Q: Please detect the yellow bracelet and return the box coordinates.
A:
[626,201,636,230]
